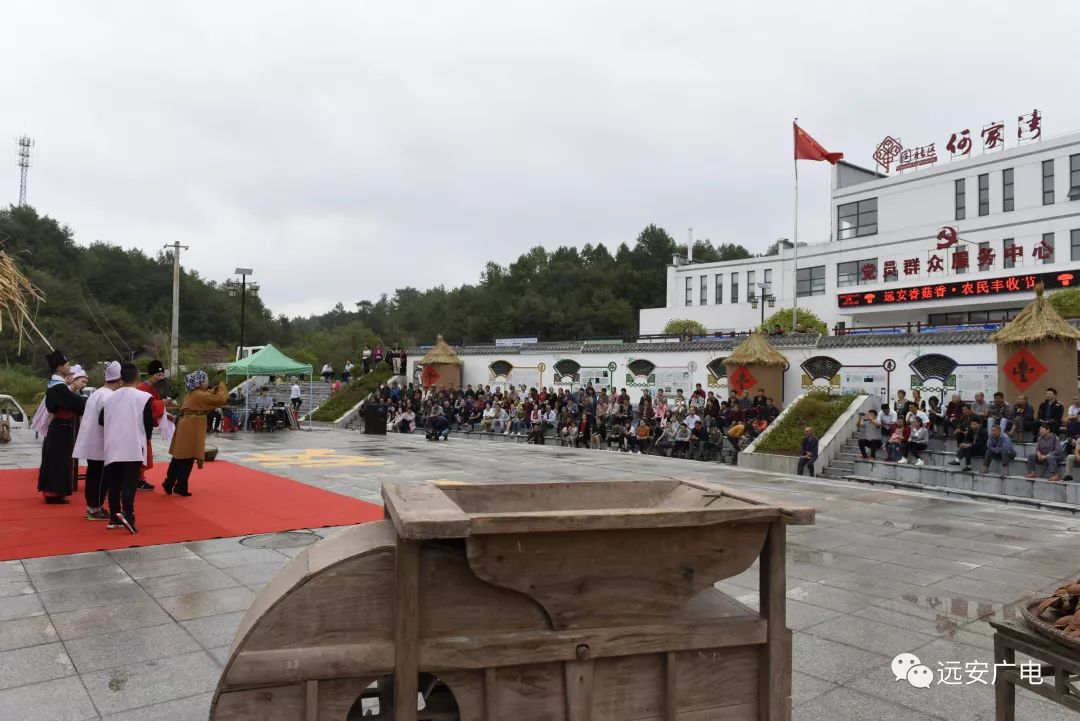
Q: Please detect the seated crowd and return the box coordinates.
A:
[854,386,1080,482]
[368,380,784,462]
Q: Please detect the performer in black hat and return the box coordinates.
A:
[38,349,87,504]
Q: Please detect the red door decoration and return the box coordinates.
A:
[421,365,441,387]
[1003,348,1047,392]
[728,366,758,394]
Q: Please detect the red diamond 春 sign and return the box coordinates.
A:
[421,365,441,387]
[1003,347,1047,392]
[728,366,758,394]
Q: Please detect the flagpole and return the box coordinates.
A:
[793,117,799,332]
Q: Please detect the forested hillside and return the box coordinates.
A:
[0,205,752,379]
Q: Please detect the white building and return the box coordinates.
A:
[639,122,1080,334]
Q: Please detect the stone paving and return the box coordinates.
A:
[3,427,1080,720]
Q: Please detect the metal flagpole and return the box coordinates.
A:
[793,118,799,331]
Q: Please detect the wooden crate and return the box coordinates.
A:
[210,479,814,721]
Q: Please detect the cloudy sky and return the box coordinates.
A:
[4,1,1080,317]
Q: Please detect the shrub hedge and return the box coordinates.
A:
[310,368,394,422]
[753,391,857,455]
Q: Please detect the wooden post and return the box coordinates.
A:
[484,668,498,721]
[664,651,677,720]
[759,521,787,721]
[304,680,318,721]
[564,659,594,721]
[994,634,1015,721]
[394,538,421,721]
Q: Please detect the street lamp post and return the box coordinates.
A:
[228,268,256,361]
[749,282,777,327]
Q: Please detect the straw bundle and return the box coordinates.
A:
[725,331,788,368]
[990,283,1080,345]
[0,247,49,353]
[420,335,464,366]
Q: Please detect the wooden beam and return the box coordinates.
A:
[564,659,594,721]
[224,618,767,687]
[304,680,317,721]
[394,538,421,721]
[383,484,470,540]
[466,506,781,535]
[664,651,677,721]
[484,668,497,721]
[679,480,815,525]
[759,521,787,721]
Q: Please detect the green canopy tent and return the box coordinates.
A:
[225,344,314,430]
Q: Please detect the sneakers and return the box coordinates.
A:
[84,508,109,521]
[947,460,961,466]
[915,458,925,466]
[897,457,908,464]
[136,481,154,492]
[107,513,138,534]
[961,466,972,472]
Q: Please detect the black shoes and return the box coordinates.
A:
[136,481,154,492]
[163,479,175,495]
[175,490,192,497]
[44,497,70,505]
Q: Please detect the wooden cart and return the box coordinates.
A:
[210,478,814,720]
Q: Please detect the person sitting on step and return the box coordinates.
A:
[1026,423,1063,482]
[982,424,1016,477]
[898,417,928,466]
[949,418,987,472]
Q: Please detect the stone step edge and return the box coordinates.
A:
[840,474,1080,516]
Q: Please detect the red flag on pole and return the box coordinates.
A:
[794,122,843,164]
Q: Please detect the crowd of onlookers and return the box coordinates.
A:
[320,345,409,388]
[362,381,784,463]
[854,386,1080,481]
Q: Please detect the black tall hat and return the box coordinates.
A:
[45,349,67,373]
[147,360,165,375]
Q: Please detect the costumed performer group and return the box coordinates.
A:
[33,350,228,534]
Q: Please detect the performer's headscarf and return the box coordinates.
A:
[185,370,208,391]
[70,365,87,380]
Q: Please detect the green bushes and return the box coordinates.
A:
[753,391,856,455]
[311,369,394,422]
[0,365,43,405]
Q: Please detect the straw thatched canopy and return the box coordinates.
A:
[725,331,788,368]
[420,335,464,366]
[0,246,50,353]
[990,283,1080,344]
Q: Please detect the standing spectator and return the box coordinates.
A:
[321,363,333,383]
[399,347,408,380]
[373,346,384,368]
[361,347,372,374]
[797,427,818,477]
[982,424,1016,476]
[726,418,746,457]
[1026,424,1063,481]
[342,360,354,383]
[949,419,987,472]
[1038,388,1065,434]
[856,409,882,459]
[898,417,928,465]
[290,382,302,411]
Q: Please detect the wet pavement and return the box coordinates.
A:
[2,426,1080,720]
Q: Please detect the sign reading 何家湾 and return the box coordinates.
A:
[837,269,1078,308]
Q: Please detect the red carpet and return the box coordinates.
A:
[0,461,384,561]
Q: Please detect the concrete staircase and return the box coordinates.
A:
[823,431,1080,514]
[254,381,335,419]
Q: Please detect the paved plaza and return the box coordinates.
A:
[3,428,1080,720]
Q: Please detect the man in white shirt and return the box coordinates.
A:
[482,405,497,432]
[100,363,153,534]
[290,383,302,411]
[685,409,700,432]
[73,361,122,521]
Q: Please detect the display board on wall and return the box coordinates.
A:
[840,369,887,397]
[508,369,540,388]
[653,368,691,394]
[909,364,996,400]
[801,374,840,392]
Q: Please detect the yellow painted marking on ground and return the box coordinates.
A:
[244,448,387,469]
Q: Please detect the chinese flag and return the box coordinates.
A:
[794,122,844,164]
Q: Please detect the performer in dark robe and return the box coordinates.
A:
[135,359,168,491]
[38,350,86,504]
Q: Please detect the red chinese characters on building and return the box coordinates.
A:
[861,262,877,281]
[1005,277,1020,291]
[839,293,860,307]
[1005,244,1023,264]
[951,250,969,271]
[1003,347,1047,392]
[946,129,972,157]
[728,366,758,394]
[903,258,920,275]
[928,254,945,273]
[883,260,898,279]
[982,121,1005,151]
[1033,237,1053,260]
[1018,109,1042,142]
[421,365,441,387]
[873,136,904,170]
[977,246,995,269]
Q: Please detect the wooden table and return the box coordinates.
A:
[991,619,1080,720]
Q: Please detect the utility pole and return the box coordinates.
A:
[164,242,189,381]
[233,268,254,360]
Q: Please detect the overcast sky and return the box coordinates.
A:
[5,1,1080,317]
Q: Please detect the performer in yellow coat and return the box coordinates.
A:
[164,371,228,497]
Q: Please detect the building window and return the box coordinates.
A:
[1003,168,1014,212]
[1042,232,1055,264]
[684,277,692,306]
[954,179,965,220]
[1043,159,1055,205]
[1003,238,1016,269]
[930,309,1022,325]
[796,265,825,297]
[763,268,772,292]
[977,241,991,272]
[714,274,723,305]
[1073,230,1080,262]
[1071,154,1080,200]
[837,198,877,239]
[836,258,877,287]
[730,272,738,304]
[700,275,708,305]
[978,173,989,216]
[747,270,756,301]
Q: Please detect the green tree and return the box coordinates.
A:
[760,307,828,335]
[663,319,707,339]
[1048,288,1080,319]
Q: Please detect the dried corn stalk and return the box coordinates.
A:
[0,247,50,353]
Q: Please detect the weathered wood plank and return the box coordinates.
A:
[225,618,766,686]
[304,680,317,721]
[758,521,787,721]
[466,507,781,535]
[678,480,815,526]
[664,652,677,721]
[565,659,594,721]
[383,484,470,540]
[394,537,421,721]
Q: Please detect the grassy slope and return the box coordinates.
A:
[753,392,855,455]
[310,369,394,422]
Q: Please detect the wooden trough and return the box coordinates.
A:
[210,479,814,721]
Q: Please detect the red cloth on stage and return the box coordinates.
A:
[794,123,843,164]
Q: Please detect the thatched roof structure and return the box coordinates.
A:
[0,247,50,353]
[725,331,788,367]
[420,335,464,366]
[990,283,1080,344]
